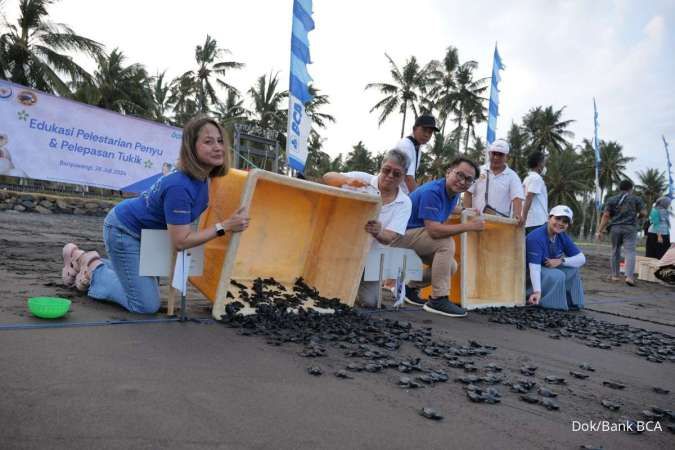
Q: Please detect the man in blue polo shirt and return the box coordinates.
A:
[392,157,485,317]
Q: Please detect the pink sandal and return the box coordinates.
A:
[74,251,102,291]
[62,243,84,287]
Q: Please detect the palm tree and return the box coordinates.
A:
[597,140,634,198]
[507,122,529,179]
[447,61,488,153]
[304,132,331,179]
[545,145,592,231]
[522,105,575,154]
[71,49,153,117]
[636,168,667,208]
[429,46,460,135]
[422,132,459,179]
[344,141,375,173]
[304,85,336,132]
[0,0,103,95]
[168,72,199,127]
[248,72,288,131]
[365,53,435,137]
[212,89,249,125]
[150,71,173,124]
[190,34,243,112]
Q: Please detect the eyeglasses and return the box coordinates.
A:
[452,170,476,185]
[381,166,404,179]
[490,152,506,158]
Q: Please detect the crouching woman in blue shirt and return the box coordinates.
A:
[526,205,586,310]
[61,116,250,313]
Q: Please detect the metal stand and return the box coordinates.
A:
[377,253,385,309]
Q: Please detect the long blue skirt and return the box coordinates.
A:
[538,266,585,311]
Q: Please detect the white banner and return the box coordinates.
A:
[0,80,182,192]
[286,93,312,173]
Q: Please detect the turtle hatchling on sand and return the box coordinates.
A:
[419,407,443,421]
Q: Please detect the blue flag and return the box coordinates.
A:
[286,0,315,173]
[593,98,602,210]
[486,44,504,145]
[664,135,674,198]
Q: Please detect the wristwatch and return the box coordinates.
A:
[561,256,566,265]
[214,222,225,236]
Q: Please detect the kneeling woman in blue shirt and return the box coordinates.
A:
[526,205,586,310]
[61,116,250,313]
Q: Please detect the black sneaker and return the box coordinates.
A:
[423,296,467,317]
[404,285,425,306]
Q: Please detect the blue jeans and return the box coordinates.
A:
[87,209,161,314]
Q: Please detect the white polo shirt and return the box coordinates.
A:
[467,165,524,217]
[523,171,548,227]
[395,136,419,195]
[344,171,412,248]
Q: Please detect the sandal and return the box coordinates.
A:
[62,243,84,287]
[74,251,102,291]
[606,275,621,282]
[625,278,636,287]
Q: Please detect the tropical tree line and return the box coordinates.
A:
[0,0,334,165]
[0,1,669,235]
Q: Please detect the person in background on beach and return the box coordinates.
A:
[323,149,412,308]
[60,116,250,314]
[395,114,439,194]
[645,196,672,260]
[596,179,646,286]
[526,205,586,310]
[392,157,485,318]
[463,139,525,225]
[521,151,548,235]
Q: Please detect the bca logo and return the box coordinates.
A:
[291,101,303,139]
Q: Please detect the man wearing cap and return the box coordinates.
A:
[396,114,439,194]
[525,205,586,310]
[463,139,525,224]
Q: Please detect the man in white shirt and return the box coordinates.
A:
[395,114,439,194]
[463,139,525,224]
[522,151,548,234]
[322,149,412,308]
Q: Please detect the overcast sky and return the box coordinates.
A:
[4,0,674,179]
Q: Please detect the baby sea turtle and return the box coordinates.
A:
[307,366,323,376]
[579,363,595,372]
[569,371,589,379]
[520,366,538,376]
[511,384,530,394]
[364,363,382,373]
[484,363,503,372]
[346,363,364,372]
[541,398,560,411]
[544,375,566,385]
[334,370,352,379]
[642,409,663,419]
[481,374,504,385]
[652,386,670,395]
[455,375,481,385]
[419,407,443,421]
[602,381,626,390]
[463,364,478,373]
[516,378,537,390]
[600,400,621,411]
[579,445,604,450]
[417,374,434,384]
[429,371,449,383]
[520,394,540,404]
[538,387,558,398]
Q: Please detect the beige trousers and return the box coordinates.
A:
[391,227,457,298]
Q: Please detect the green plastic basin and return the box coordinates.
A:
[27,297,71,319]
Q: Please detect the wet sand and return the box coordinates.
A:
[0,211,673,449]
